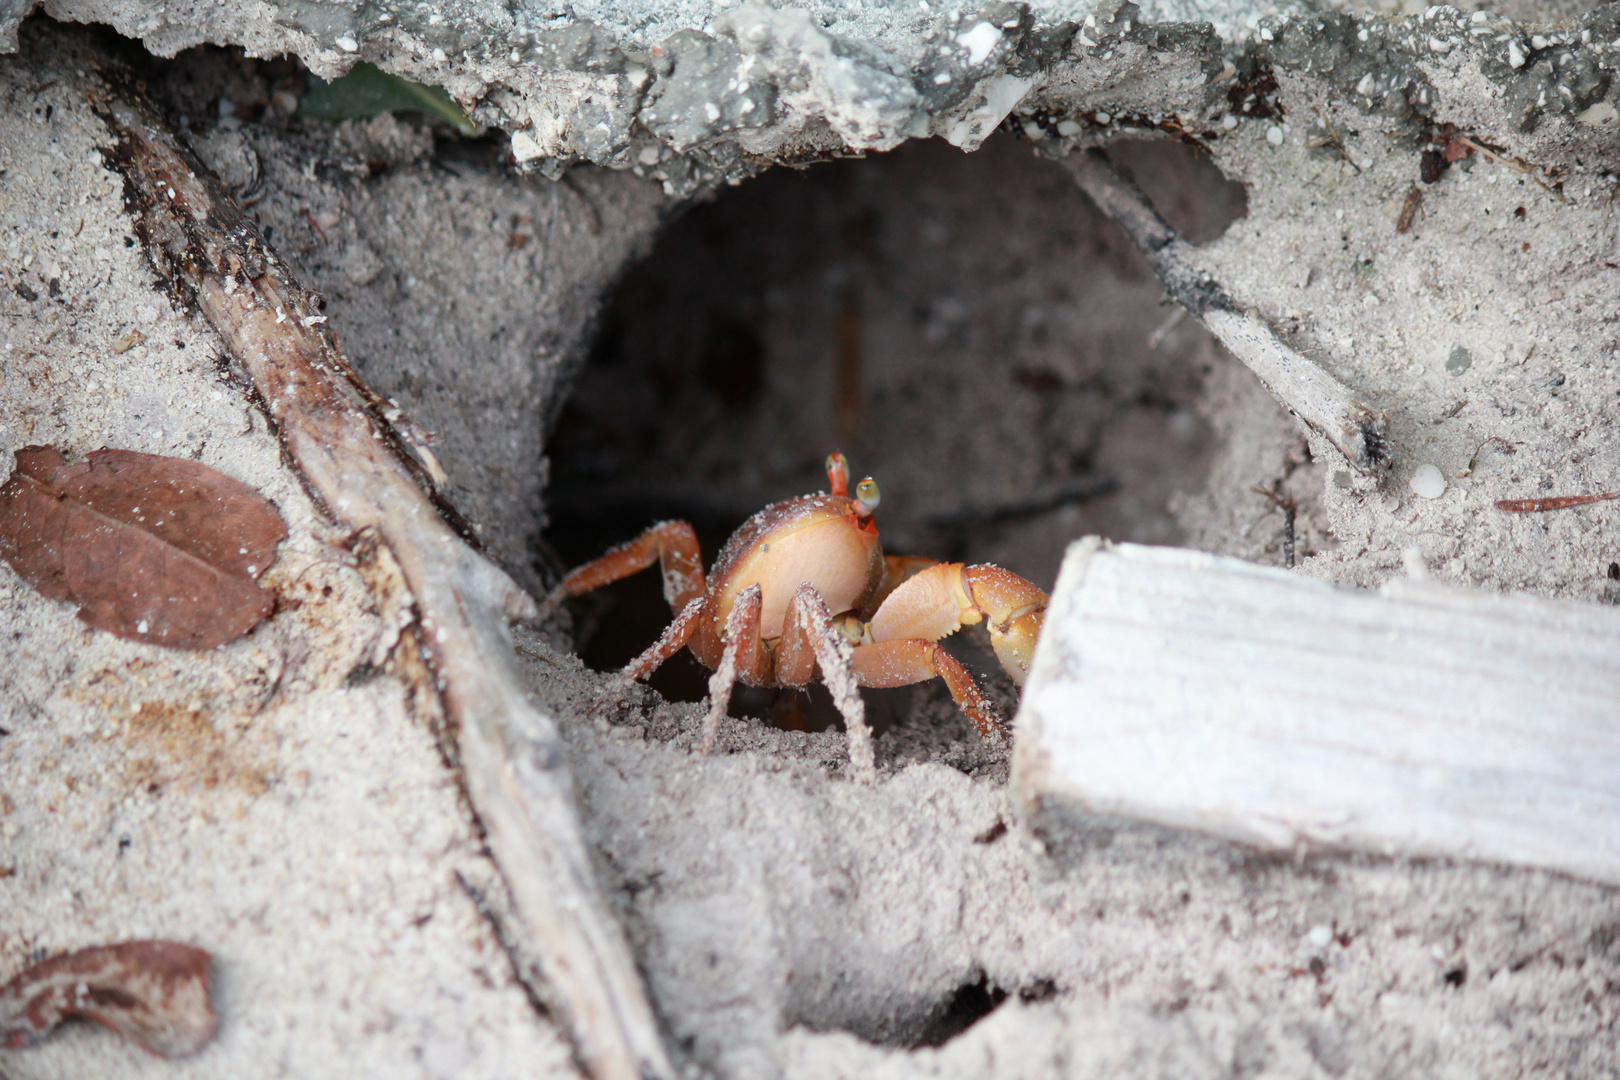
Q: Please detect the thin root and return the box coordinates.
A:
[1454,136,1569,204]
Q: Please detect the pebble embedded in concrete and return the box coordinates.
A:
[1409,464,1447,499]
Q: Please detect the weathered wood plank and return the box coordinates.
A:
[1012,538,1620,885]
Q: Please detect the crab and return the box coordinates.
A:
[540,453,1048,774]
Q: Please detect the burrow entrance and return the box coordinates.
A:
[544,133,1247,734]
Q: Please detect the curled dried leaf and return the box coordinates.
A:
[0,940,218,1058]
[0,446,288,649]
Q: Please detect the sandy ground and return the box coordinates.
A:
[0,29,602,1079]
[1,10,1618,1080]
[528,46,1620,1078]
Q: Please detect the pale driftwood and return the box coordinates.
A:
[100,88,673,1080]
[1012,538,1620,886]
[1062,150,1391,475]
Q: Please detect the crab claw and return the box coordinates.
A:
[962,564,1047,685]
[866,562,1048,685]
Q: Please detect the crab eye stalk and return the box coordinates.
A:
[826,451,851,497]
[855,477,881,515]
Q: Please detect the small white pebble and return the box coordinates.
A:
[1307,924,1333,949]
[1222,114,1238,129]
[1266,125,1284,145]
[1056,118,1082,136]
[136,619,150,634]
[1409,463,1447,499]
[336,35,359,52]
[1094,110,1112,124]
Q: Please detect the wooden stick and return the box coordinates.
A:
[1496,492,1618,512]
[97,83,673,1080]
[1013,538,1620,886]
[1063,150,1392,475]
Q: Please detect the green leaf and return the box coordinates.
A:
[299,62,476,135]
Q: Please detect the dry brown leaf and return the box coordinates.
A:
[0,446,288,649]
[0,940,218,1058]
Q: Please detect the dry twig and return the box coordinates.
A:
[1453,135,1569,203]
[1496,492,1618,513]
[98,83,672,1080]
[1396,185,1422,234]
[1063,150,1391,475]
[1309,108,1361,174]
[1250,485,1297,568]
[1462,435,1519,476]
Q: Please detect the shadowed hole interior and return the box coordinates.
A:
[912,973,1009,1048]
[544,133,1247,733]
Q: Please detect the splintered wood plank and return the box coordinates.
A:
[1012,538,1620,885]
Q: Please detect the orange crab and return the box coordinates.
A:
[541,453,1048,773]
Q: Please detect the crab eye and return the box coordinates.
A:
[855,477,880,513]
[825,452,851,497]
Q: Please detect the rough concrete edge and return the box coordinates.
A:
[5,1,1617,196]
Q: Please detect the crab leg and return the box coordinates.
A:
[776,583,874,778]
[538,520,705,620]
[699,584,768,755]
[849,640,1002,738]
[616,595,708,686]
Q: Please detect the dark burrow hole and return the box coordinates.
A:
[544,133,1246,736]
[908,973,1061,1047]
[801,970,1061,1050]
[914,973,1009,1047]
